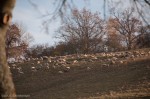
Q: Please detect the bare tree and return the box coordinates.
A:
[6,24,20,49]
[16,22,34,46]
[21,32,34,46]
[136,25,150,48]
[107,0,150,25]
[131,0,150,25]
[6,23,34,60]
[106,17,125,51]
[57,8,105,54]
[111,8,143,50]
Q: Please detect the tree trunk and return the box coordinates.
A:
[0,0,16,98]
[128,38,132,50]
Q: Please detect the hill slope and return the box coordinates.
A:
[10,49,150,99]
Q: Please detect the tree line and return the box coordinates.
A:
[5,1,150,60]
[6,1,150,59]
[23,7,149,58]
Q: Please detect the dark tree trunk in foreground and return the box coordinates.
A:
[0,0,16,98]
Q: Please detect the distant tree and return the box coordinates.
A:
[30,45,45,58]
[6,24,21,49]
[57,8,105,54]
[53,42,67,56]
[108,0,150,25]
[136,25,150,48]
[111,8,143,50]
[26,43,56,58]
[5,23,34,60]
[106,17,125,51]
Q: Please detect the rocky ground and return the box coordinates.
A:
[9,48,150,99]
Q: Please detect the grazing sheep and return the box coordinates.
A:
[63,66,70,72]
[17,67,24,74]
[58,71,63,74]
[31,67,37,72]
[37,61,40,64]
[12,64,17,69]
[46,65,50,69]
[73,60,78,64]
[43,56,48,60]
[48,58,52,63]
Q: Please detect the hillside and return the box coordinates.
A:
[9,48,150,99]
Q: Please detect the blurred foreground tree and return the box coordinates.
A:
[132,0,150,25]
[0,0,16,98]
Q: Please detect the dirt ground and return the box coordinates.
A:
[11,56,150,99]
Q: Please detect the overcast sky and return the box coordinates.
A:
[12,0,130,46]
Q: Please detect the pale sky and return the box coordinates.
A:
[12,0,130,46]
